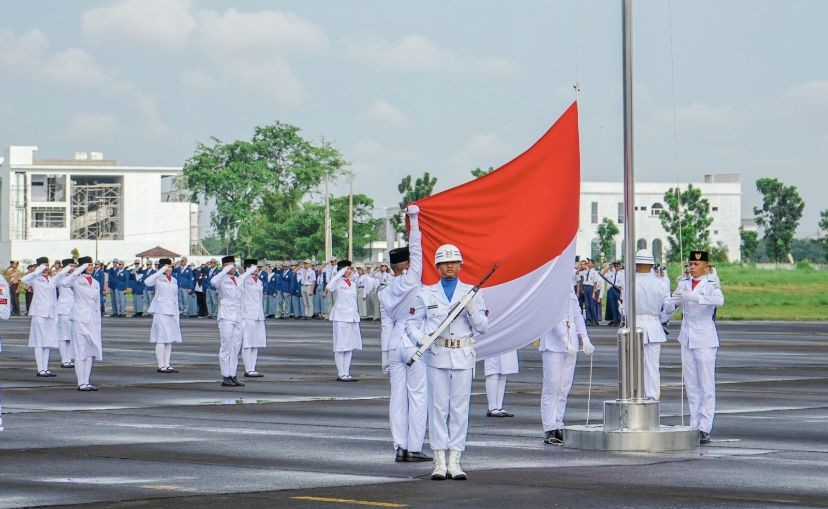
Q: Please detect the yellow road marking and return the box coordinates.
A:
[290,496,408,507]
[142,485,197,492]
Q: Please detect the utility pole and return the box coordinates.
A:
[324,174,332,261]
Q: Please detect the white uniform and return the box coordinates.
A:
[326,267,362,378]
[483,351,519,412]
[405,279,488,453]
[240,269,266,374]
[143,270,183,344]
[23,264,68,374]
[379,212,427,454]
[60,267,102,387]
[539,289,589,432]
[622,272,672,400]
[212,265,244,378]
[57,272,75,365]
[0,274,11,352]
[663,276,724,434]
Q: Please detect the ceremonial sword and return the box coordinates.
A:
[406,263,499,366]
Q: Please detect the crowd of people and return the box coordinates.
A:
[0,213,724,479]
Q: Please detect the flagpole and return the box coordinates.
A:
[324,174,332,261]
[348,171,354,261]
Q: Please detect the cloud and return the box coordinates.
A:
[0,28,169,136]
[189,8,330,106]
[66,112,120,142]
[448,133,514,173]
[81,0,197,50]
[365,99,411,129]
[349,33,521,76]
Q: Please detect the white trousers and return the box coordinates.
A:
[541,351,576,432]
[485,374,508,411]
[58,341,72,364]
[73,357,94,386]
[155,343,172,368]
[334,351,353,377]
[388,345,428,452]
[427,365,473,452]
[644,343,662,400]
[682,345,717,433]
[218,320,243,377]
[34,347,51,372]
[242,347,259,373]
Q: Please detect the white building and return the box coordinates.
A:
[577,173,742,263]
[0,146,197,264]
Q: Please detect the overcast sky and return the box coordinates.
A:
[2,0,826,236]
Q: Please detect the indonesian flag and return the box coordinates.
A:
[413,102,580,360]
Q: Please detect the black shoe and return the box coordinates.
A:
[405,451,432,462]
[157,368,167,373]
[499,409,514,417]
[221,376,235,386]
[244,371,264,378]
[87,384,99,391]
[231,376,245,386]
[395,448,408,462]
[487,410,507,417]
[37,370,57,377]
[165,367,179,373]
[700,431,711,444]
[544,429,564,445]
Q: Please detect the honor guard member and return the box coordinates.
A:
[239,259,266,377]
[61,257,103,391]
[326,259,362,381]
[143,258,182,373]
[211,256,245,386]
[405,244,489,481]
[297,260,315,320]
[24,257,71,377]
[378,205,431,463]
[483,350,518,417]
[57,258,77,368]
[0,270,10,352]
[621,249,672,400]
[206,259,220,318]
[662,250,724,444]
[540,287,595,444]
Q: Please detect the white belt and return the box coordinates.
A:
[637,314,660,322]
[434,337,474,349]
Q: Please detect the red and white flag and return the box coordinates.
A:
[413,102,580,360]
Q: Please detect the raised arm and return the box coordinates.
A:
[325,267,347,292]
[404,205,422,283]
[211,263,235,287]
[142,266,167,288]
[60,263,87,288]
[22,264,47,284]
[238,264,256,285]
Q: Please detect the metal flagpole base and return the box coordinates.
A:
[564,399,699,452]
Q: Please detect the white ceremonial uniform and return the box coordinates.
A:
[379,212,427,454]
[327,267,362,378]
[663,276,724,434]
[539,288,589,432]
[57,270,75,364]
[23,265,66,349]
[483,350,519,413]
[622,272,671,400]
[60,269,103,361]
[212,265,244,378]
[0,274,11,352]
[405,280,488,453]
[239,269,266,348]
[143,270,182,344]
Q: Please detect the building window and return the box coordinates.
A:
[161,175,189,202]
[31,207,66,228]
[640,205,647,211]
[637,238,647,250]
[652,239,663,262]
[71,176,123,240]
[712,206,719,212]
[591,202,598,224]
[30,174,66,202]
[617,202,624,224]
[651,202,664,216]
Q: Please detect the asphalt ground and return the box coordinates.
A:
[0,316,826,508]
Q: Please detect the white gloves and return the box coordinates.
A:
[77,263,90,274]
[582,336,595,356]
[464,298,478,316]
[224,263,235,273]
[59,264,73,275]
[406,204,420,216]
[381,351,390,374]
[159,265,169,274]
[680,291,700,303]
[245,265,257,274]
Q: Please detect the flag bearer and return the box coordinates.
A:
[143,258,182,373]
[240,259,266,378]
[211,256,245,387]
[23,256,69,377]
[57,258,77,369]
[326,259,362,381]
[60,257,102,391]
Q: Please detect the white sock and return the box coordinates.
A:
[41,348,51,371]
[164,343,172,367]
[243,347,258,373]
[75,358,92,386]
[59,341,71,364]
[485,375,499,410]
[74,358,85,385]
[155,343,165,368]
[343,351,353,377]
[35,347,45,372]
[497,375,507,410]
[84,358,93,385]
[334,352,345,377]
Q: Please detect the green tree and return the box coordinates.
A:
[710,241,729,264]
[818,209,828,262]
[596,218,620,263]
[392,172,437,237]
[470,166,494,178]
[71,247,80,260]
[739,227,758,263]
[183,122,345,253]
[659,184,714,262]
[754,178,805,262]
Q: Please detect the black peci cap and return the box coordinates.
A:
[389,247,410,265]
[243,258,258,268]
[36,256,49,265]
[689,250,709,262]
[61,258,76,266]
[159,258,172,266]
[221,255,235,265]
[77,256,93,265]
[336,260,352,271]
